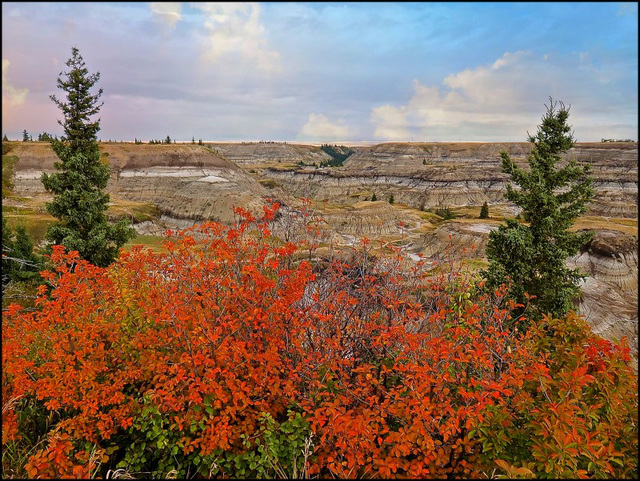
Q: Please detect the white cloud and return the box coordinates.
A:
[371,104,410,140]
[298,113,353,141]
[370,50,636,141]
[2,59,28,105]
[191,2,281,73]
[150,2,182,28]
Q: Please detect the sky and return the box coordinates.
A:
[2,2,638,143]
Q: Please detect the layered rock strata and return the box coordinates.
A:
[10,142,270,226]
[417,222,638,366]
[210,142,331,166]
[568,230,638,359]
[258,142,637,218]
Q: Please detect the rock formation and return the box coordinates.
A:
[254,142,637,218]
[9,142,270,227]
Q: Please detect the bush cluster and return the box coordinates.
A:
[2,203,637,479]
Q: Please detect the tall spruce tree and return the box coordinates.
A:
[42,47,135,267]
[483,98,594,324]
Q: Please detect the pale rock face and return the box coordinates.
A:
[211,142,331,165]
[418,222,638,369]
[418,221,498,260]
[568,230,638,369]
[256,142,638,218]
[9,142,271,226]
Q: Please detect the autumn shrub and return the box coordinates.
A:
[2,202,637,479]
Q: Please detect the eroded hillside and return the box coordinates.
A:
[254,141,637,218]
[3,140,637,367]
[6,142,270,229]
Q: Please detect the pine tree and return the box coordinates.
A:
[1,220,41,288]
[42,47,135,267]
[22,130,30,142]
[479,201,489,219]
[2,218,14,289]
[388,194,395,205]
[483,98,594,323]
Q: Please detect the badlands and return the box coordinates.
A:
[3,140,637,365]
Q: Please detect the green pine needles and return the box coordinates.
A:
[483,98,595,324]
[479,201,489,219]
[42,47,135,267]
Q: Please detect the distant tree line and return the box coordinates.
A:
[319,144,355,167]
[601,138,635,142]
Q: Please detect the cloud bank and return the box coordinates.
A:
[192,2,281,73]
[150,2,182,28]
[298,113,354,142]
[2,59,28,105]
[371,50,637,142]
[1,3,636,141]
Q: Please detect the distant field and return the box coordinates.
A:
[123,234,168,253]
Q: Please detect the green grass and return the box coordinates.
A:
[2,208,57,245]
[106,201,160,223]
[123,234,168,253]
[258,179,282,189]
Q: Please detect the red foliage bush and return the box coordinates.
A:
[2,203,637,478]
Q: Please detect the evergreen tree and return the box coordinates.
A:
[1,220,41,288]
[482,98,594,323]
[22,130,30,142]
[3,134,9,142]
[165,135,172,144]
[2,218,14,288]
[479,201,489,219]
[371,193,377,202]
[41,47,136,267]
[11,226,41,282]
[388,194,395,205]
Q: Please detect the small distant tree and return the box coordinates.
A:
[165,135,172,144]
[3,134,9,142]
[42,47,135,267]
[371,193,377,202]
[479,201,489,219]
[198,139,203,145]
[22,130,30,142]
[191,136,195,144]
[483,98,594,323]
[388,194,395,205]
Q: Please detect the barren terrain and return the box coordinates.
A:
[3,140,637,367]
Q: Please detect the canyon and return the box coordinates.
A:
[3,140,637,366]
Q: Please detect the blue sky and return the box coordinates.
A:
[2,2,638,142]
